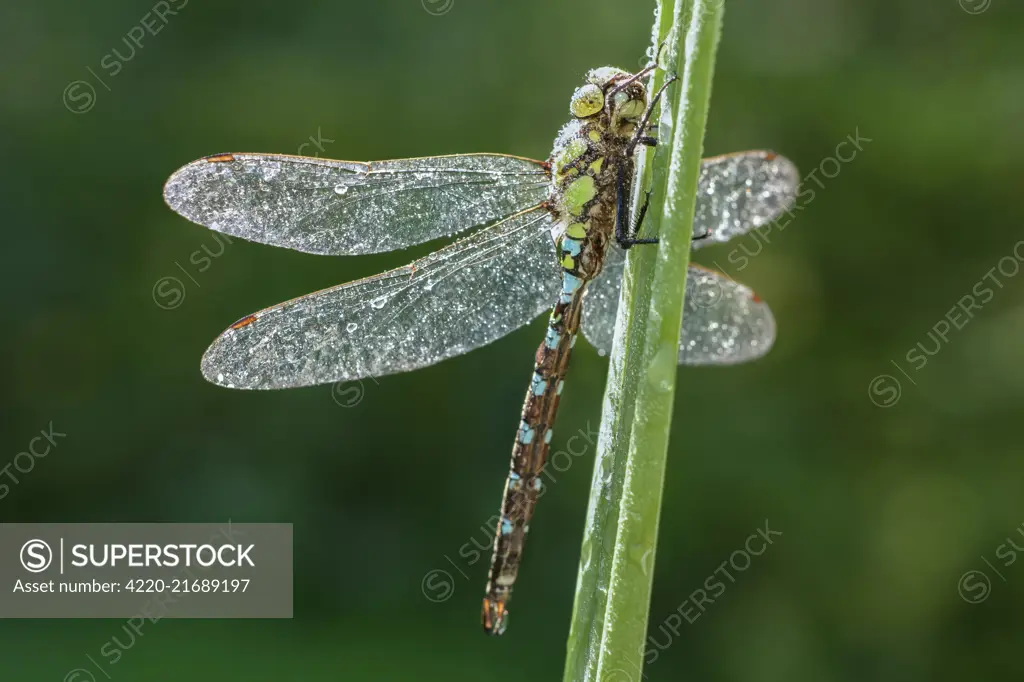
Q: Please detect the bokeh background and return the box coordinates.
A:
[3,0,1024,679]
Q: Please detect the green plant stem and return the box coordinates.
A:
[562,1,723,680]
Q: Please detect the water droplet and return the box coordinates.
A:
[370,296,387,310]
[334,185,349,195]
[345,322,358,333]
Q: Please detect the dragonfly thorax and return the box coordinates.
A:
[548,67,646,280]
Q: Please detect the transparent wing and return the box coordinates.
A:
[202,207,560,389]
[582,249,775,365]
[692,151,799,248]
[164,153,550,255]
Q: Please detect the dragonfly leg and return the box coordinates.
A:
[692,225,713,242]
[615,161,714,248]
[617,73,682,248]
[615,163,659,249]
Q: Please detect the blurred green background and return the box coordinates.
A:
[3,0,1024,679]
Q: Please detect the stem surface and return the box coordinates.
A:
[562,1,723,680]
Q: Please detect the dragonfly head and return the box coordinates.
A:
[569,67,648,138]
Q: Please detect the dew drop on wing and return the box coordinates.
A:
[346,322,358,333]
[332,166,368,196]
[370,296,388,310]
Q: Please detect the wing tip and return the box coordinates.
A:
[162,153,239,206]
[681,267,778,365]
[745,149,799,191]
[200,326,254,390]
[739,290,777,363]
[753,151,800,220]
[772,153,800,190]
[162,166,186,207]
[200,339,236,389]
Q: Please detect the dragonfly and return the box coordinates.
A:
[163,64,798,636]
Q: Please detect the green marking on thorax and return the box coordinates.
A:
[555,138,589,181]
[566,222,588,239]
[563,176,597,216]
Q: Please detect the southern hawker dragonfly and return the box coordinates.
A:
[163,65,798,635]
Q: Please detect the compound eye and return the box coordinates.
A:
[570,84,604,118]
[614,92,645,120]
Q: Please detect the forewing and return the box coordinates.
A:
[582,249,775,365]
[693,151,799,248]
[164,153,550,255]
[202,207,560,389]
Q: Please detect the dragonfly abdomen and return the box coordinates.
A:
[482,269,587,635]
[482,175,616,635]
